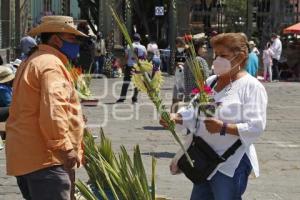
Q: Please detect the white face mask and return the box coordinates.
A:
[177,48,185,53]
[213,55,242,76]
[213,56,232,75]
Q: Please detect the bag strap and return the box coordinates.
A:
[220,139,242,161]
[209,76,218,89]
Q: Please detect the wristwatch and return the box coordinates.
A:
[220,122,227,136]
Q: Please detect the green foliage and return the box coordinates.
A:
[224,0,247,32]
[76,129,157,200]
[110,6,194,167]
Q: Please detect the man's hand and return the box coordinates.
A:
[60,149,80,170]
[204,118,223,134]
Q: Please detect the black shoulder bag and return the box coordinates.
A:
[177,78,242,184]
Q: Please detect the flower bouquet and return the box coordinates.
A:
[185,38,216,117]
[66,62,99,106]
[110,7,194,167]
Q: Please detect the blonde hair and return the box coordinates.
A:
[210,33,249,57]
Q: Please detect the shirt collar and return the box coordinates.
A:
[38,44,69,65]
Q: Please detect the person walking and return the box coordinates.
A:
[5,16,86,200]
[270,33,282,81]
[263,42,274,82]
[116,33,147,104]
[94,31,106,75]
[161,33,267,200]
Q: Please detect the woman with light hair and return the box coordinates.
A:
[161,33,268,199]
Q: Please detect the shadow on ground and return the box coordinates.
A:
[142,152,175,158]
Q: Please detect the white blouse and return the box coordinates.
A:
[177,74,268,179]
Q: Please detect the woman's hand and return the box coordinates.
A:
[204,118,223,134]
[170,160,181,175]
[159,113,183,128]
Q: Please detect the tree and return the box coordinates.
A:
[223,0,247,32]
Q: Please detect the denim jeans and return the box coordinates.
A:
[16,165,72,200]
[190,154,252,200]
[94,55,105,74]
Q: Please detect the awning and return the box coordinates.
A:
[283,22,300,34]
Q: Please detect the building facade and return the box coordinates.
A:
[1,0,300,63]
[0,0,80,62]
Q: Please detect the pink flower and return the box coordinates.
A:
[204,85,213,95]
[192,86,213,95]
[192,88,200,95]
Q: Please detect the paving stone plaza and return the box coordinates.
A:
[1,76,300,200]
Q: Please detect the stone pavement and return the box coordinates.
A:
[1,75,300,200]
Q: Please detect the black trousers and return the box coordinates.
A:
[16,166,72,200]
[119,66,139,102]
[272,58,280,80]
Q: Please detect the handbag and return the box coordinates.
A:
[176,77,242,184]
[177,136,241,184]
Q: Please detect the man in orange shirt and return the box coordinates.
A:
[5,16,87,200]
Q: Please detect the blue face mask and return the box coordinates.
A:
[59,39,80,60]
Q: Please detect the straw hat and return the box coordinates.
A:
[0,66,15,83]
[28,16,87,37]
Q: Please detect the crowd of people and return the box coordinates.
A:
[0,12,294,200]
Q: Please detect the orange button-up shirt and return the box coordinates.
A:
[6,44,84,176]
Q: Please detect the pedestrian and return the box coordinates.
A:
[239,34,259,77]
[0,66,14,107]
[161,33,267,200]
[5,16,86,200]
[0,65,14,129]
[77,21,95,73]
[19,34,37,60]
[94,31,106,75]
[147,38,161,71]
[116,33,147,104]
[262,42,274,82]
[249,40,260,56]
[171,37,188,113]
[270,33,282,81]
[245,50,259,77]
[183,39,210,102]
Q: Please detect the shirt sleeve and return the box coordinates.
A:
[39,67,74,152]
[236,84,268,146]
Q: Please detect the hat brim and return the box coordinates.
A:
[0,74,15,83]
[28,21,87,37]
